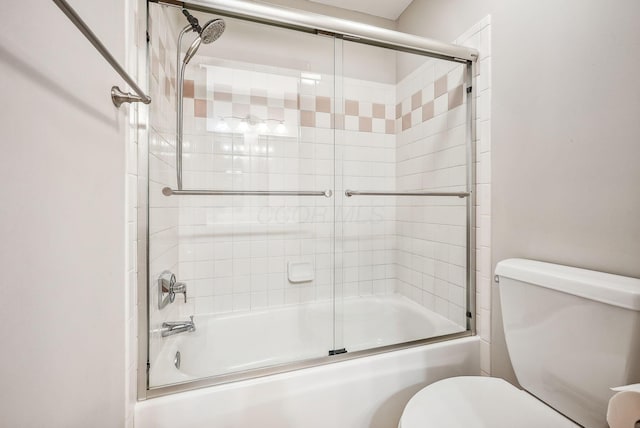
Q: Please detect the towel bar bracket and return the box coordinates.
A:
[111,86,152,107]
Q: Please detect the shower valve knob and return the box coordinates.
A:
[171,281,188,303]
[158,271,188,309]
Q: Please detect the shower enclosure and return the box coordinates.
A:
[140,0,477,397]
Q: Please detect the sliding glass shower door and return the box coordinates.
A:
[144,2,473,393]
[147,5,338,387]
[332,42,470,355]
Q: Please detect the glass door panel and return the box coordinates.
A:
[147,4,336,387]
[335,41,469,353]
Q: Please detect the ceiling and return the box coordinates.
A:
[307,0,413,20]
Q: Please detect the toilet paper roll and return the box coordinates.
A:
[607,384,640,428]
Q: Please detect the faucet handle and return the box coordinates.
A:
[171,281,187,303]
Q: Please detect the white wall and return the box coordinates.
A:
[0,1,128,426]
[398,0,640,384]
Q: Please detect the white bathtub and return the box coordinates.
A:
[138,295,478,428]
[137,336,480,428]
[150,294,465,386]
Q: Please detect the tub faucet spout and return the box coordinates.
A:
[161,315,196,337]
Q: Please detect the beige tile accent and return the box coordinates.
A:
[316,96,331,113]
[448,85,464,110]
[268,107,284,121]
[232,103,249,118]
[183,79,194,98]
[333,113,345,130]
[158,40,166,66]
[359,117,372,132]
[385,119,395,134]
[372,103,385,119]
[194,99,207,118]
[284,98,297,109]
[345,99,359,116]
[435,75,448,98]
[250,95,267,106]
[251,88,267,98]
[402,113,411,131]
[214,91,232,102]
[164,77,170,98]
[300,110,315,127]
[411,91,422,111]
[395,103,402,119]
[284,92,297,109]
[422,101,434,122]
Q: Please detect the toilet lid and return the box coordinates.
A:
[399,377,579,428]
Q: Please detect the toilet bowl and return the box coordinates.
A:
[399,259,640,428]
[399,376,578,428]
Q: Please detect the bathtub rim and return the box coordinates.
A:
[142,329,473,400]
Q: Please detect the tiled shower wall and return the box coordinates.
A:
[173,56,471,328]
[147,5,182,362]
[335,79,398,301]
[457,17,493,377]
[393,59,468,327]
[144,12,491,353]
[124,0,146,423]
[176,64,399,314]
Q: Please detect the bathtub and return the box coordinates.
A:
[138,295,479,428]
[150,294,466,385]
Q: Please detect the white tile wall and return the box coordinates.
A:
[454,16,492,376]
[334,78,397,305]
[177,65,338,315]
[124,0,147,425]
[393,56,468,328]
[146,4,183,388]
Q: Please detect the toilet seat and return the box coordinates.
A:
[399,376,579,428]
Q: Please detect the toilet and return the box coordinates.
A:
[399,258,640,428]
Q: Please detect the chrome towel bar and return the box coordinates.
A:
[162,188,333,197]
[344,190,470,198]
[52,0,151,107]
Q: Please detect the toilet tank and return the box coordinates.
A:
[495,259,640,428]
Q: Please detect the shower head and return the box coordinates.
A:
[200,19,226,44]
[180,15,226,64]
[183,36,202,65]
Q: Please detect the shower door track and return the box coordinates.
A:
[150,0,478,63]
[139,0,478,400]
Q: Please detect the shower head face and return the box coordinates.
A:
[200,19,226,44]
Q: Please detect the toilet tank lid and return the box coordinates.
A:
[495,259,640,311]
